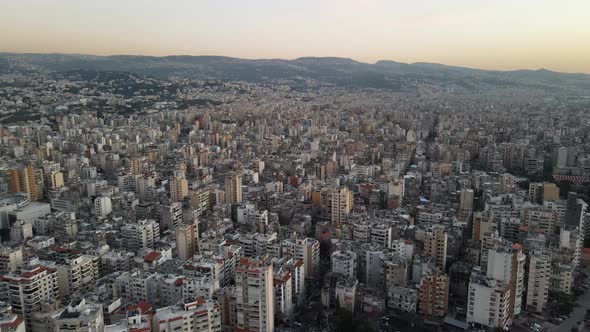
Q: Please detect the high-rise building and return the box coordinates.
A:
[170,176,189,203]
[0,265,59,327]
[122,219,160,252]
[273,267,293,318]
[235,258,274,332]
[528,182,543,203]
[555,146,568,168]
[487,243,526,318]
[224,173,243,205]
[419,270,449,318]
[7,165,43,201]
[316,187,353,224]
[467,267,511,330]
[526,250,551,313]
[130,157,144,175]
[522,206,556,235]
[160,202,182,231]
[460,189,474,210]
[56,255,100,299]
[94,196,112,219]
[529,182,560,204]
[565,192,587,230]
[176,222,199,260]
[424,227,448,271]
[281,238,320,279]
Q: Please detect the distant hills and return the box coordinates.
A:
[1,52,589,95]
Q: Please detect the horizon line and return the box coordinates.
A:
[1,50,589,75]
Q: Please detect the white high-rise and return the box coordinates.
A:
[526,250,551,313]
[467,267,511,330]
[487,244,526,318]
[235,258,274,332]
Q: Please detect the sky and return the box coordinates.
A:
[1,0,589,73]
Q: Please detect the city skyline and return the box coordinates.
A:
[1,0,589,73]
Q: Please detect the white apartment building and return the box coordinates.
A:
[56,255,100,299]
[235,258,274,332]
[526,250,550,313]
[153,297,222,332]
[467,268,511,330]
[0,265,59,326]
[122,219,160,252]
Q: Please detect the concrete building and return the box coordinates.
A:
[176,222,199,260]
[315,187,353,225]
[281,237,319,279]
[0,302,25,332]
[331,250,357,280]
[160,202,182,231]
[235,258,274,332]
[487,243,526,318]
[0,265,59,327]
[467,267,511,330]
[423,227,448,271]
[122,219,160,252]
[224,173,242,205]
[0,247,23,275]
[273,267,293,319]
[526,250,550,313]
[460,189,474,210]
[387,285,417,313]
[7,165,43,201]
[153,297,222,332]
[53,298,104,332]
[419,270,449,318]
[56,255,100,299]
[170,176,189,203]
[94,196,112,219]
[522,206,556,235]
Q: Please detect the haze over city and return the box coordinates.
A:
[1,2,590,332]
[1,0,590,73]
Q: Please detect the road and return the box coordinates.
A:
[548,268,590,332]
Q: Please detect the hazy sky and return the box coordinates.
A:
[1,0,589,73]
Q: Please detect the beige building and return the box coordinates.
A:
[170,176,189,203]
[314,187,353,225]
[47,171,64,190]
[176,222,199,260]
[0,247,24,275]
[423,227,448,271]
[56,255,100,299]
[224,173,243,205]
[7,165,43,201]
[526,250,551,313]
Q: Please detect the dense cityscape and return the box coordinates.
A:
[0,53,590,332]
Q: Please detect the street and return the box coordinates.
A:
[547,267,590,332]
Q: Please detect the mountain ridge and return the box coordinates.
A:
[1,52,589,94]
